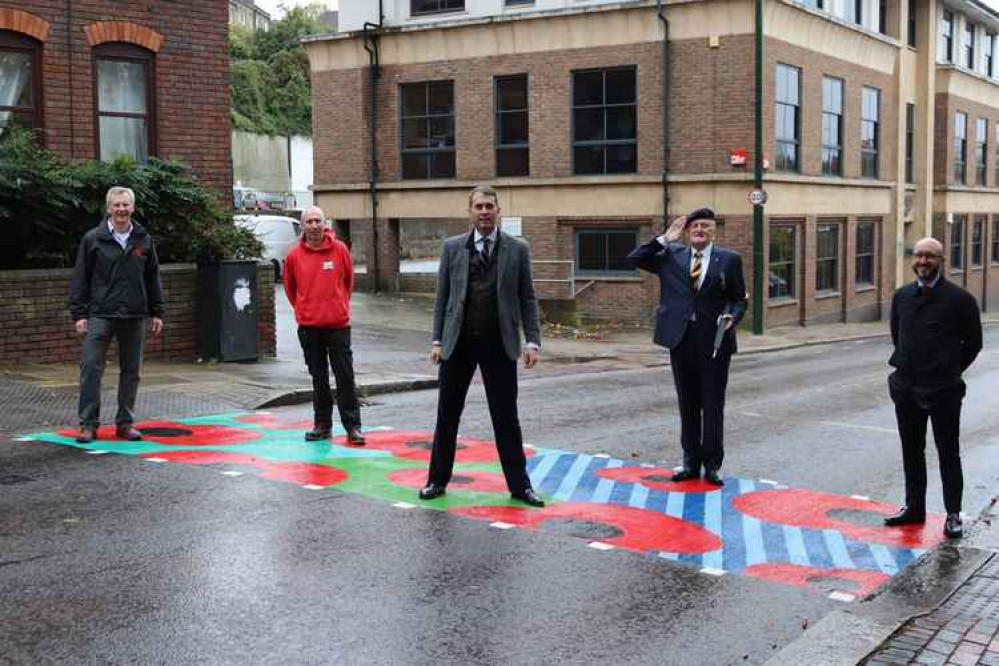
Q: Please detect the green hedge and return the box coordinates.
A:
[0,129,263,269]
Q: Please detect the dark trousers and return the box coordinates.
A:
[669,324,731,472]
[298,326,361,430]
[427,333,531,495]
[889,376,964,514]
[78,317,147,427]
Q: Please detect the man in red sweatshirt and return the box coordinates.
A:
[283,206,365,444]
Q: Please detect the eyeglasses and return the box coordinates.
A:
[913,252,942,259]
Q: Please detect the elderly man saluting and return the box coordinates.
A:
[70,186,165,443]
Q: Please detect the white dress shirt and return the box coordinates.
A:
[108,219,133,250]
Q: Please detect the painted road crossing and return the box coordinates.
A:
[18,412,944,600]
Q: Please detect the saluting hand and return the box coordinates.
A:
[661,215,687,244]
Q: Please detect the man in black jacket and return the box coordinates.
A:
[885,237,982,538]
[69,186,165,443]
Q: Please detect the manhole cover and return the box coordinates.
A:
[0,475,34,486]
[827,508,886,528]
[539,518,623,540]
[139,427,194,437]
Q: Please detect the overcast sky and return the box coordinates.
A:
[255,0,337,19]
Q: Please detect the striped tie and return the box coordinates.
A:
[690,250,702,290]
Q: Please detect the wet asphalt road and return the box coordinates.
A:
[2,330,998,665]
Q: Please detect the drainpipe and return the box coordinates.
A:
[362,0,384,292]
[751,0,765,334]
[67,0,75,157]
[656,0,670,229]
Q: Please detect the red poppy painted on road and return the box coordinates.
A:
[387,468,509,494]
[348,430,533,463]
[744,563,890,598]
[139,450,349,487]
[58,421,263,446]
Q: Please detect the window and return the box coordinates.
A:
[988,32,996,76]
[951,217,965,269]
[993,218,999,264]
[575,228,638,276]
[972,217,984,266]
[801,0,823,8]
[907,0,917,48]
[941,11,954,62]
[861,87,880,179]
[769,224,796,300]
[411,0,464,15]
[816,223,840,293]
[495,75,529,177]
[879,0,887,34]
[977,118,988,186]
[965,22,976,69]
[571,67,637,175]
[995,125,999,185]
[0,31,42,137]
[955,112,967,184]
[95,43,155,163]
[775,64,800,172]
[905,104,915,184]
[855,221,876,286]
[505,0,533,5]
[843,0,862,24]
[401,81,455,180]
[822,76,843,176]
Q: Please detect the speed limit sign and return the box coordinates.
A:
[748,189,768,206]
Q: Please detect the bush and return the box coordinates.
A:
[0,129,263,269]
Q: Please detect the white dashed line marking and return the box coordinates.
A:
[594,454,610,459]
[145,458,167,463]
[392,502,416,509]
[490,522,515,529]
[758,479,778,486]
[829,592,856,603]
[850,494,871,501]
[820,421,897,434]
[700,567,727,577]
[588,541,615,551]
[302,484,324,490]
[86,450,110,455]
[221,471,244,477]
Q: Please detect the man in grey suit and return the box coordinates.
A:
[419,184,544,507]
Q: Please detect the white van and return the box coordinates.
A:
[234,214,301,280]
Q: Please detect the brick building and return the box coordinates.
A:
[306,0,999,327]
[0,1,232,199]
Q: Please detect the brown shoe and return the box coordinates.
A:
[346,427,366,445]
[76,427,96,444]
[115,426,143,441]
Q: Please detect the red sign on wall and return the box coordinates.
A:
[730,149,748,166]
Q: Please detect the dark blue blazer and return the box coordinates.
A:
[627,239,748,353]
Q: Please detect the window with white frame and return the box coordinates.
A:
[955,111,967,184]
[95,43,155,163]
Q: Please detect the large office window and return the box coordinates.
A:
[955,111,968,184]
[941,11,954,62]
[775,64,801,172]
[977,118,988,186]
[96,44,154,163]
[816,223,840,293]
[995,125,999,185]
[412,0,464,15]
[401,81,455,180]
[951,217,965,269]
[905,104,915,184]
[575,228,638,276]
[495,75,529,177]
[801,0,823,8]
[861,87,880,179]
[908,0,917,47]
[0,31,42,136]
[993,218,999,264]
[988,32,996,76]
[965,22,976,69]
[972,217,984,266]
[769,224,796,300]
[822,76,843,176]
[855,221,876,286]
[571,67,637,175]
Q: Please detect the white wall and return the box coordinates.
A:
[290,135,314,208]
[232,131,314,208]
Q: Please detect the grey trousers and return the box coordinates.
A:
[78,317,147,427]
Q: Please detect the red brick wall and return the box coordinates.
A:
[6,1,232,199]
[0,264,276,364]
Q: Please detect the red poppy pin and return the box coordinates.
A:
[133,247,144,257]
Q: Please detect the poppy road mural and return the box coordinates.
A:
[19,413,942,599]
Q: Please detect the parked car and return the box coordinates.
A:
[234,214,302,280]
[256,192,296,211]
[233,186,263,211]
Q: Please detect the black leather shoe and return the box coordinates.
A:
[419,483,446,500]
[944,513,963,539]
[883,505,926,527]
[671,468,699,482]
[703,469,724,487]
[345,427,366,445]
[76,427,96,444]
[304,427,331,442]
[116,426,142,441]
[512,488,545,507]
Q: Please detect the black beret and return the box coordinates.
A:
[687,207,716,223]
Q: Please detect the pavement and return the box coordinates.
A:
[3,289,999,665]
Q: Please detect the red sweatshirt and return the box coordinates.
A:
[283,229,355,328]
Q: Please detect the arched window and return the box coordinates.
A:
[94,42,155,163]
[0,30,43,137]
